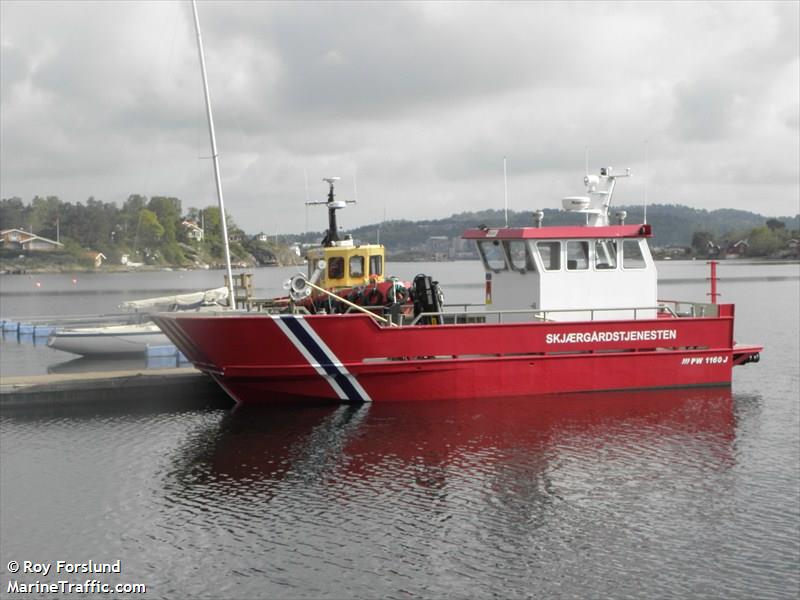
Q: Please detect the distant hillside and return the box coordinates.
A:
[292,204,799,251]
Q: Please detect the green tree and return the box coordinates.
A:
[748,226,782,256]
[185,207,201,222]
[138,209,164,247]
[199,206,248,261]
[766,218,786,231]
[147,197,181,244]
[201,206,220,239]
[29,196,62,239]
[122,195,148,244]
[691,231,715,255]
[84,197,117,248]
[0,197,26,230]
[147,196,187,264]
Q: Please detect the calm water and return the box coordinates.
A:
[1,261,799,599]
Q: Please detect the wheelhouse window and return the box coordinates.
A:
[369,255,383,277]
[477,240,508,271]
[622,239,646,269]
[504,240,536,272]
[328,256,345,279]
[536,241,561,271]
[567,241,589,270]
[349,255,364,278]
[595,240,618,270]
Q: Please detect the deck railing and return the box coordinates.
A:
[408,304,681,326]
[656,300,719,318]
[263,297,718,326]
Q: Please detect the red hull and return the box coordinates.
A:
[153,304,761,404]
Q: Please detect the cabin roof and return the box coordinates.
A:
[461,224,651,241]
[0,228,64,246]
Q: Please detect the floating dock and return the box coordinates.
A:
[1,368,234,410]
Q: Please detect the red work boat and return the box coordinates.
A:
[153,168,761,404]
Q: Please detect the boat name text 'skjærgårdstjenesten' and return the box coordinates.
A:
[546,329,678,345]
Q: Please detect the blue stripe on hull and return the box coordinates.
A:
[278,316,369,403]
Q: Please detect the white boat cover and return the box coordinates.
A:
[47,322,170,356]
[118,287,229,312]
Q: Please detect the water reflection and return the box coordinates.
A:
[47,355,148,374]
[2,331,50,346]
[149,388,743,597]
[169,387,737,493]
[5,387,785,599]
[46,354,191,374]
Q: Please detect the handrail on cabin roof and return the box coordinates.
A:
[461,224,652,240]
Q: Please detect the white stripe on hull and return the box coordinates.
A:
[271,315,372,402]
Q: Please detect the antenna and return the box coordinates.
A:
[503,156,509,227]
[303,168,309,235]
[353,169,358,204]
[307,177,355,247]
[377,195,386,244]
[585,146,589,177]
[643,140,649,225]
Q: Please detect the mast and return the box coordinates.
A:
[503,156,508,227]
[563,167,631,226]
[326,179,339,244]
[191,0,236,309]
[306,177,355,247]
[643,139,649,225]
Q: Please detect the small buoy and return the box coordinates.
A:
[35,281,42,288]
[72,278,77,285]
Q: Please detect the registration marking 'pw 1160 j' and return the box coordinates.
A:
[682,355,729,366]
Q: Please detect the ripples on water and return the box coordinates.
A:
[1,262,798,598]
[2,389,798,599]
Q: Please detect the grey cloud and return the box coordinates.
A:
[670,2,799,143]
[0,43,30,102]
[199,2,601,121]
[671,78,742,142]
[1,0,798,231]
[784,105,800,131]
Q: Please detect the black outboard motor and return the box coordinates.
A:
[412,274,443,325]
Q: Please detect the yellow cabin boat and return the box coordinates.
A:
[305,178,385,291]
[306,243,384,290]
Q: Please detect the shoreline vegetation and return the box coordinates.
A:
[2,257,799,276]
[2,195,798,274]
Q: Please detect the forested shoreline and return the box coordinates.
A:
[1,194,798,272]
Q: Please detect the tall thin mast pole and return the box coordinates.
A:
[191,0,236,309]
[304,168,310,236]
[584,146,588,177]
[643,139,649,225]
[503,156,508,227]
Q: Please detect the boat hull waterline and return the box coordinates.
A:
[153,308,761,404]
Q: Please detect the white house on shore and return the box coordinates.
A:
[0,228,64,251]
[182,220,204,242]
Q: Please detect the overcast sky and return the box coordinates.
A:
[1,1,798,235]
